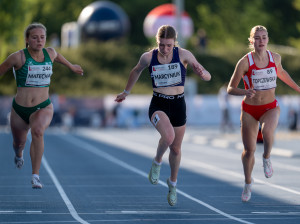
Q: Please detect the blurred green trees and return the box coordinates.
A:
[1,0,300,96]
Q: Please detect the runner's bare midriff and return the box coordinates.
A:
[244,88,276,105]
[153,86,184,95]
[15,87,49,107]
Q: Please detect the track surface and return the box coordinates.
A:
[0,126,300,224]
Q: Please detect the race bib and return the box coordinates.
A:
[252,67,277,90]
[26,64,53,86]
[151,63,182,87]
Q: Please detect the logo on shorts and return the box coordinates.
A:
[153,114,160,126]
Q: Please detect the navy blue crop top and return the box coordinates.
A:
[148,47,186,88]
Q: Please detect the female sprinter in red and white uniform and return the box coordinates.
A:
[115,25,211,206]
[227,25,300,202]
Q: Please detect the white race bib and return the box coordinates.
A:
[26,64,52,86]
[251,67,277,90]
[151,63,182,87]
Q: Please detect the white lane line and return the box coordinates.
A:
[183,158,300,196]
[272,148,294,157]
[27,136,89,224]
[77,129,300,194]
[60,134,254,224]
[211,139,229,148]
[106,211,190,214]
[42,158,89,224]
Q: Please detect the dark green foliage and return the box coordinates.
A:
[2,0,300,96]
[49,40,153,96]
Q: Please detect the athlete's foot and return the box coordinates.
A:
[14,156,24,169]
[148,159,161,185]
[241,178,253,202]
[31,176,43,189]
[263,156,273,178]
[167,178,177,206]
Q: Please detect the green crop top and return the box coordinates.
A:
[13,48,53,87]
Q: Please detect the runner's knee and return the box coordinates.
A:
[170,145,181,155]
[162,133,175,146]
[242,148,255,158]
[31,126,44,139]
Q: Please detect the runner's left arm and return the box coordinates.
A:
[181,48,211,81]
[48,47,83,75]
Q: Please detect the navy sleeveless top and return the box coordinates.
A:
[148,47,186,88]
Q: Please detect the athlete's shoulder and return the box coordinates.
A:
[45,47,57,61]
[236,53,250,73]
[140,50,153,64]
[236,53,248,64]
[178,47,192,56]
[178,47,194,63]
[6,50,24,68]
[268,50,281,62]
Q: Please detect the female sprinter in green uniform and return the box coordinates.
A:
[0,23,83,188]
[115,25,211,206]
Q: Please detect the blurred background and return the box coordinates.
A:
[1,0,300,131]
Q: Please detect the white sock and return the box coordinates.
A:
[245,178,253,185]
[15,156,23,160]
[153,159,162,166]
[245,183,252,187]
[32,174,39,179]
[168,178,177,187]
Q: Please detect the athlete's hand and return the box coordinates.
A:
[192,63,211,81]
[114,92,128,103]
[245,87,256,98]
[71,64,84,76]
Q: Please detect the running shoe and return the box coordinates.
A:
[241,178,253,202]
[148,159,161,185]
[14,156,24,169]
[167,178,177,206]
[31,176,43,189]
[263,156,273,178]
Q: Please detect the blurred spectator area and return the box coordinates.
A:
[0,94,299,129]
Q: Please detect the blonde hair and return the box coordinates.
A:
[24,23,47,48]
[155,25,178,46]
[248,25,268,49]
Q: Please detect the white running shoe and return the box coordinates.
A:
[14,156,24,169]
[148,159,161,185]
[241,178,253,202]
[31,176,43,189]
[263,156,273,178]
[167,178,177,206]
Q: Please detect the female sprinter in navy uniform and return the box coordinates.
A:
[227,25,300,202]
[115,25,211,206]
[0,23,83,188]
